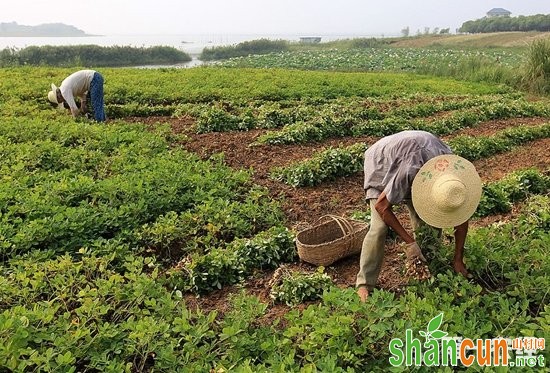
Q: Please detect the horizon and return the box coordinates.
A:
[2,1,549,37]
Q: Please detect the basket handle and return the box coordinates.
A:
[294,221,313,232]
[318,215,361,258]
[316,214,355,237]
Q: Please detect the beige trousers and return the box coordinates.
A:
[355,199,428,290]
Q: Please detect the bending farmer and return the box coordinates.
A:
[48,69,106,122]
[356,130,482,302]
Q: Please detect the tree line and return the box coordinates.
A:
[0,45,191,67]
[460,14,550,33]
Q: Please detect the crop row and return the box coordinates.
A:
[256,99,549,145]
[0,119,284,258]
[273,123,550,187]
[166,226,296,293]
[189,94,509,134]
[91,168,550,296]
[271,143,367,187]
[105,93,511,131]
[143,168,548,295]
[5,67,505,108]
[475,168,550,217]
[1,195,547,371]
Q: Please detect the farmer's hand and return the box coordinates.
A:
[404,241,426,262]
[357,286,369,302]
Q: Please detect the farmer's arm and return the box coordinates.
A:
[374,192,414,244]
[452,221,470,277]
[80,94,87,113]
[60,87,80,118]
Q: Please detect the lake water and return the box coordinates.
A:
[0,33,392,68]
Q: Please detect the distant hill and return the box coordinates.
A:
[0,22,90,37]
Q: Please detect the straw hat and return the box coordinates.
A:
[48,83,59,104]
[47,83,61,106]
[412,154,482,228]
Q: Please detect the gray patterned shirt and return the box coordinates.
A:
[363,130,452,204]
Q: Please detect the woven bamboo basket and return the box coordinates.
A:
[296,215,369,266]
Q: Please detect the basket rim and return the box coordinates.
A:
[295,216,368,249]
[295,220,369,266]
[295,216,369,266]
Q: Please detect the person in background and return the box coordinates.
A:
[47,69,106,122]
[356,130,482,302]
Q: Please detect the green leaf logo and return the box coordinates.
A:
[428,313,443,333]
[422,313,448,342]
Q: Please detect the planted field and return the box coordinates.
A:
[0,67,549,371]
[389,31,550,48]
[216,47,524,71]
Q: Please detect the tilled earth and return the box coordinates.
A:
[124,115,550,319]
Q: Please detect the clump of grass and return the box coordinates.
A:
[522,38,550,94]
[416,54,519,87]
[0,45,191,67]
[324,37,390,49]
[200,38,289,61]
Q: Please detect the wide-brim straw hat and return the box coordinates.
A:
[47,83,60,104]
[412,154,482,228]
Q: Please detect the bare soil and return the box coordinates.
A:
[127,115,550,318]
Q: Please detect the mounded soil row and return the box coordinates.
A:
[128,115,549,318]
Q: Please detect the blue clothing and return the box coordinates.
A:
[89,72,106,122]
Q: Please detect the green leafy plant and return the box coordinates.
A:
[270,267,334,306]
[476,168,550,217]
[166,226,296,293]
[271,143,367,187]
[275,124,550,187]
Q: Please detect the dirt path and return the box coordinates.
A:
[442,117,547,140]
[474,137,550,181]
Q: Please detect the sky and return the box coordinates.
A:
[2,0,549,36]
